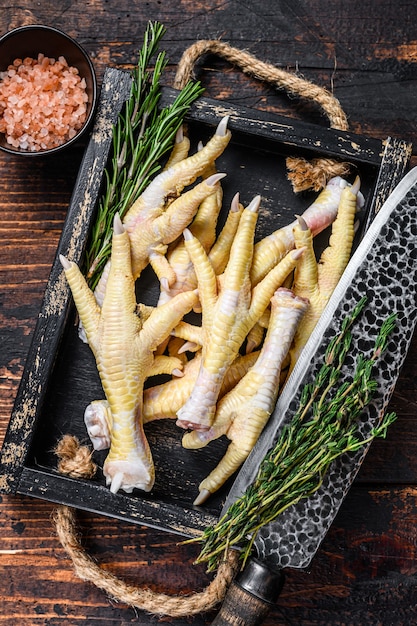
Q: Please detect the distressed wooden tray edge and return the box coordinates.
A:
[0,66,412,535]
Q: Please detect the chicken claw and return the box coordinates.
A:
[251,176,364,286]
[93,116,232,305]
[289,176,361,371]
[176,196,304,431]
[183,288,309,505]
[60,214,198,494]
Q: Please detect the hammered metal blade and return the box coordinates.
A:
[222,167,417,570]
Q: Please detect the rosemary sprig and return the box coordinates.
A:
[191,297,397,571]
[84,21,204,289]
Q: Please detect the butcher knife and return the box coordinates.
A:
[211,166,417,625]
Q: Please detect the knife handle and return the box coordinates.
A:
[212,558,285,626]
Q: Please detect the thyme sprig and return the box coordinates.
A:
[191,297,397,571]
[85,21,204,289]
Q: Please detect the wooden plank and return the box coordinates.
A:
[1,485,416,624]
[17,466,217,537]
[160,87,389,165]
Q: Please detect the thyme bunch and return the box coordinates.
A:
[85,21,204,289]
[192,297,397,571]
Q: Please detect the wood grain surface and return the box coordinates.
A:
[1,1,417,624]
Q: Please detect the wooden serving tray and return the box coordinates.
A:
[0,67,412,538]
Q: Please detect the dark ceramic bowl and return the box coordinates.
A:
[0,24,97,156]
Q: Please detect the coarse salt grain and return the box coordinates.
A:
[0,53,89,152]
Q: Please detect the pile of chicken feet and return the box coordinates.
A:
[60,116,364,504]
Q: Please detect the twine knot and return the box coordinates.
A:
[55,434,97,479]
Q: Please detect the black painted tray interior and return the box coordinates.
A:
[0,67,411,537]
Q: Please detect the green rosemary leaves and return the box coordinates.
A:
[192,297,397,571]
[85,21,204,289]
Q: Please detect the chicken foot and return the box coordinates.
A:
[250,176,364,286]
[289,176,361,372]
[93,116,231,307]
[183,288,309,505]
[176,196,304,431]
[60,214,198,494]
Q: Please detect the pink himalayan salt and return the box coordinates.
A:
[0,53,88,152]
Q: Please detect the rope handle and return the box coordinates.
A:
[54,436,240,618]
[174,39,351,191]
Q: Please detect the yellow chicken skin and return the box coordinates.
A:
[289,176,361,372]
[157,193,244,320]
[182,288,309,505]
[182,143,224,252]
[242,177,363,355]
[162,125,191,169]
[132,172,227,288]
[175,196,305,432]
[207,192,244,276]
[60,214,198,494]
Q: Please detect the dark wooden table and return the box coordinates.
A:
[1,2,417,624]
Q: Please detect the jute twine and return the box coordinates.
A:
[53,435,240,617]
[174,39,351,192]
